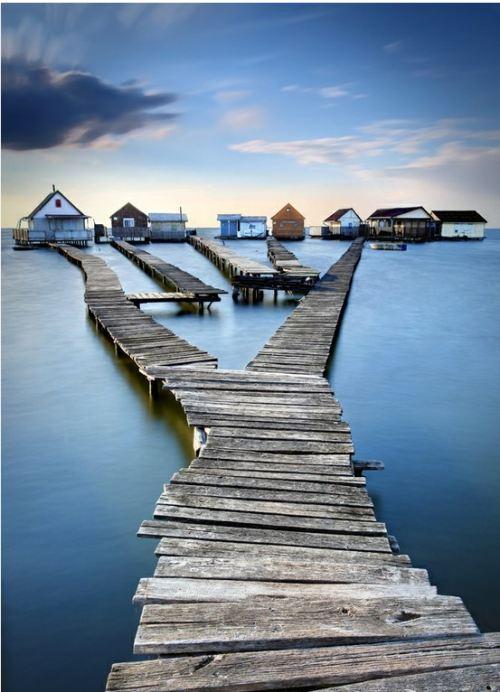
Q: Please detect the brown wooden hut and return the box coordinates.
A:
[271,203,305,240]
[110,202,149,242]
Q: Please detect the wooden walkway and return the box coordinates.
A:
[112,240,226,307]
[189,235,319,296]
[126,292,202,305]
[105,238,499,690]
[56,245,217,382]
[267,236,320,278]
[247,238,364,375]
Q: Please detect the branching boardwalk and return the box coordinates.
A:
[267,236,320,279]
[248,238,364,375]
[112,240,227,307]
[56,245,217,380]
[104,238,499,690]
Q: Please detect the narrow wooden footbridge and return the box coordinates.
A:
[112,240,226,310]
[55,245,217,382]
[267,237,320,280]
[78,236,498,691]
[189,235,318,297]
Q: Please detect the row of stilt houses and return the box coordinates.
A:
[13,188,487,247]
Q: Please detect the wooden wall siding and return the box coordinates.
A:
[111,203,148,229]
[272,205,305,239]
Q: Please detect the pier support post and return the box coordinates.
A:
[148,378,159,399]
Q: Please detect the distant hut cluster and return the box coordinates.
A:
[110,205,188,243]
[13,189,488,247]
[308,206,487,242]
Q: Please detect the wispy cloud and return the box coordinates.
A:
[281,83,352,99]
[383,40,403,54]
[318,86,349,99]
[115,4,196,33]
[213,90,252,103]
[230,119,500,172]
[220,107,265,130]
[2,57,178,151]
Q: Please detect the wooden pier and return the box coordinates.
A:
[267,236,320,279]
[55,245,217,384]
[189,235,319,298]
[248,238,364,374]
[103,237,499,691]
[112,240,226,309]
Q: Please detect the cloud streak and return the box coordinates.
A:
[230,119,500,173]
[1,57,178,151]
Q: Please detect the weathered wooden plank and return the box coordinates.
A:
[152,555,428,585]
[107,634,500,691]
[153,499,385,534]
[134,576,438,605]
[154,538,411,565]
[134,595,475,654]
[190,460,364,484]
[171,471,370,503]
[138,520,393,552]
[313,663,500,690]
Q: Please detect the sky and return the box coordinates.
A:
[2,2,500,227]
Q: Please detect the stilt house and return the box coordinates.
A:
[271,203,305,240]
[110,203,149,243]
[13,188,93,247]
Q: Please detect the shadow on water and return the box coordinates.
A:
[84,311,195,463]
[3,231,500,692]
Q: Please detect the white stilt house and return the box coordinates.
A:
[431,211,487,239]
[14,187,93,246]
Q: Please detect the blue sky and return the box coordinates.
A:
[2,3,500,226]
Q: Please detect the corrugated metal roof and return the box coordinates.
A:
[149,213,187,222]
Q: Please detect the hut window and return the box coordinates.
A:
[55,198,62,208]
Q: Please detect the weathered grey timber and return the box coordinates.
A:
[267,236,320,279]
[54,236,497,691]
[55,245,217,380]
[188,235,318,296]
[112,240,226,309]
[107,635,500,691]
[248,237,364,375]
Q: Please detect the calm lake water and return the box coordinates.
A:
[2,230,500,691]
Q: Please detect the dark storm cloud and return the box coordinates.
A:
[1,58,178,150]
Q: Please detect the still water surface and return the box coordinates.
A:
[2,231,500,691]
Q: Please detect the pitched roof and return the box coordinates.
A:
[432,210,487,223]
[149,213,188,222]
[324,208,361,222]
[27,189,86,219]
[272,203,305,220]
[368,206,428,219]
[110,202,147,218]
